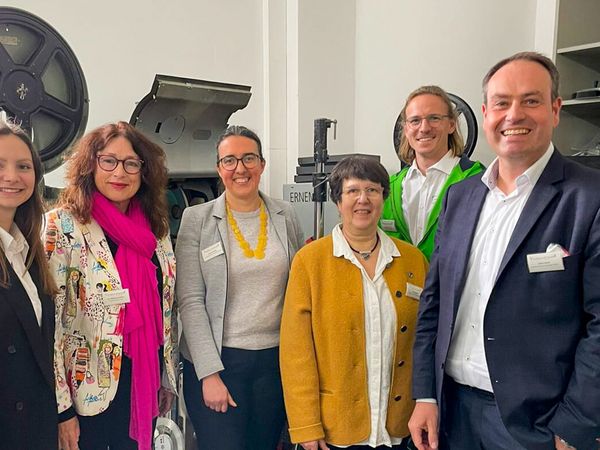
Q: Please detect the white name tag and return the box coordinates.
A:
[103,288,130,305]
[526,252,565,273]
[406,282,423,300]
[202,242,224,262]
[380,219,397,232]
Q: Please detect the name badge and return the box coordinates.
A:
[103,289,130,305]
[406,282,423,300]
[526,252,565,273]
[202,242,224,262]
[380,219,397,232]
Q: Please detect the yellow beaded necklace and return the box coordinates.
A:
[226,200,268,259]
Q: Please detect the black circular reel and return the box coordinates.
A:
[393,92,478,163]
[0,7,88,172]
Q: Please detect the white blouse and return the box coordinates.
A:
[0,223,42,326]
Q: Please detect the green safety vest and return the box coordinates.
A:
[380,156,483,260]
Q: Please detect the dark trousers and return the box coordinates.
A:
[183,347,285,450]
[78,355,137,450]
[77,354,159,450]
[442,377,526,450]
[328,441,408,449]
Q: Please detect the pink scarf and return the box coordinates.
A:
[91,191,162,450]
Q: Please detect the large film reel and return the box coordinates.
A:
[0,7,88,172]
[393,92,478,161]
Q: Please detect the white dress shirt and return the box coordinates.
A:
[0,223,43,326]
[402,151,460,244]
[332,224,402,447]
[445,144,554,392]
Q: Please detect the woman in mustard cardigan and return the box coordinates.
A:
[280,156,428,450]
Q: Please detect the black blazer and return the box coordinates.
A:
[0,261,57,450]
[412,150,600,450]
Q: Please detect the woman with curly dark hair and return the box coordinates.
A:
[45,122,178,450]
[0,119,58,449]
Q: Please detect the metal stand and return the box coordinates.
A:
[312,118,336,240]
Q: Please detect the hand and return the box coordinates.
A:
[554,435,576,450]
[158,387,175,415]
[202,373,237,413]
[58,416,80,450]
[300,439,329,450]
[408,402,439,450]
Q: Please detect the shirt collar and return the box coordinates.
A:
[407,150,459,179]
[332,224,400,262]
[481,143,554,191]
[0,223,29,258]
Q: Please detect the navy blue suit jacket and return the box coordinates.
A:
[412,150,600,450]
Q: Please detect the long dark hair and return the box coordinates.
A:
[0,120,57,294]
[59,121,169,238]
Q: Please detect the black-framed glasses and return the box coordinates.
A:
[96,155,144,174]
[402,114,451,129]
[217,153,262,171]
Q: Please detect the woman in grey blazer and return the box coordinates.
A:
[176,125,304,449]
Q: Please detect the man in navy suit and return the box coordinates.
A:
[408,52,600,450]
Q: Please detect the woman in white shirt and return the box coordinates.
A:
[0,119,58,449]
[280,156,428,450]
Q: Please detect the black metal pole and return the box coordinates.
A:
[313,118,336,239]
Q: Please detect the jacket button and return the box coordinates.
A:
[7,345,16,354]
[395,291,402,298]
[15,402,24,411]
[397,360,405,367]
[400,325,408,333]
[394,395,402,401]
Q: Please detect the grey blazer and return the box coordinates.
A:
[176,191,304,380]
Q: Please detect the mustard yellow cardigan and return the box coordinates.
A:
[280,234,428,445]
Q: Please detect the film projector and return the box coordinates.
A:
[0,6,252,449]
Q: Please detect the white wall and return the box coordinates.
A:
[535,0,559,56]
[5,0,560,195]
[4,0,265,187]
[296,0,356,162]
[353,0,539,172]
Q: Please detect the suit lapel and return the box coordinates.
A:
[4,262,54,387]
[214,194,230,255]
[263,195,290,261]
[495,151,563,281]
[80,220,121,286]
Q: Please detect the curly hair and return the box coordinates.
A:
[0,120,57,294]
[59,121,169,238]
[397,85,465,164]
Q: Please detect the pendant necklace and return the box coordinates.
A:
[348,233,380,260]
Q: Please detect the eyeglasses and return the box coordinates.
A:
[218,153,262,171]
[96,155,144,174]
[403,114,451,129]
[342,187,383,199]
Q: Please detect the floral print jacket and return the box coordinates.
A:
[45,208,178,416]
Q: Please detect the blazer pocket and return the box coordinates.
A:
[534,252,580,280]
